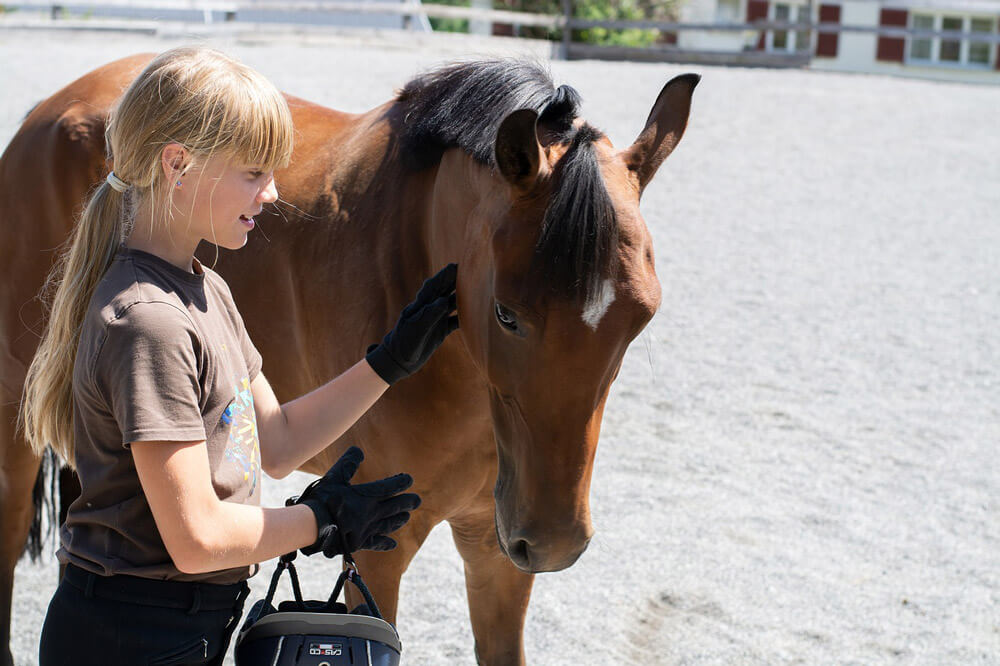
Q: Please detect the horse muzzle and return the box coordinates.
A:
[495,518,594,573]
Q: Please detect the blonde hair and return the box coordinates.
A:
[19,45,294,467]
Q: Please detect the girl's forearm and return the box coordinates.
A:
[177,502,317,575]
[267,358,388,478]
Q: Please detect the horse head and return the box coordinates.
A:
[426,69,699,573]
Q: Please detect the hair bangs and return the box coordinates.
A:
[184,68,294,173]
[227,77,294,172]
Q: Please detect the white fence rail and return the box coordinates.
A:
[10,0,1000,42]
[5,0,1000,65]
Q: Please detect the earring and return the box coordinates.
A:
[176,180,182,187]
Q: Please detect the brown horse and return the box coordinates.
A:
[0,54,697,665]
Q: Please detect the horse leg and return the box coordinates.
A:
[344,512,437,624]
[449,509,534,666]
[0,403,43,666]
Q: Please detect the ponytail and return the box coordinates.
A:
[18,174,130,467]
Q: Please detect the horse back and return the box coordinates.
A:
[0,53,155,399]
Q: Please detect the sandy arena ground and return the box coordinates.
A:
[2,26,998,666]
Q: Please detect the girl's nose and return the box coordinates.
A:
[258,175,278,203]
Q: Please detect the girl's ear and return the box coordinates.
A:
[161,143,190,179]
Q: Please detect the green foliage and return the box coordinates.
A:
[422,0,678,46]
[573,0,659,47]
[426,0,470,33]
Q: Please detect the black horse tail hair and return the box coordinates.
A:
[24,447,60,562]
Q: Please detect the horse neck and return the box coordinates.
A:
[335,113,492,286]
[423,149,504,271]
[304,103,442,292]
[286,105,493,319]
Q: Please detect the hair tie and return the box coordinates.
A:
[105,171,130,193]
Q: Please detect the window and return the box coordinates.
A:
[940,16,962,61]
[969,17,993,64]
[794,7,810,50]
[716,0,740,23]
[906,14,996,68]
[774,3,789,50]
[769,2,810,52]
[910,14,933,60]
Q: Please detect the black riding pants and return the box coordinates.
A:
[39,563,250,666]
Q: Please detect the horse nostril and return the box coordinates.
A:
[509,538,531,568]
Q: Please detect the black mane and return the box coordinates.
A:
[395,59,617,304]
[396,59,580,168]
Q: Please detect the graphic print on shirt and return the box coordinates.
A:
[221,369,260,497]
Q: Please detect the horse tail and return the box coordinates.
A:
[23,447,60,562]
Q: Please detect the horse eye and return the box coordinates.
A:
[495,303,518,331]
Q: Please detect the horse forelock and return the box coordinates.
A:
[530,123,619,307]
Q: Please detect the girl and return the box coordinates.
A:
[18,45,457,665]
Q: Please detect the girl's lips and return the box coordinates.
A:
[239,215,255,229]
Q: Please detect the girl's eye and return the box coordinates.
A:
[249,171,265,178]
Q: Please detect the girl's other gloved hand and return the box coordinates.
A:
[294,446,421,557]
[365,263,459,386]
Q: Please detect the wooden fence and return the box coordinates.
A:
[7,0,1000,67]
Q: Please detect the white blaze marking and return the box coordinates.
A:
[581,279,616,330]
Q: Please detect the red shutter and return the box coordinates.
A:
[747,0,769,51]
[816,4,841,57]
[876,8,908,62]
[996,16,1000,70]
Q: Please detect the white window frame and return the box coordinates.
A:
[909,13,935,61]
[905,12,997,69]
[715,0,741,23]
[767,1,812,53]
[968,16,997,66]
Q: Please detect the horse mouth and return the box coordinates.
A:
[494,512,592,574]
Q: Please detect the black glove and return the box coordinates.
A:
[294,446,421,557]
[365,263,459,386]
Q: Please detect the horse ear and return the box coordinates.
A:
[494,109,543,192]
[623,73,700,196]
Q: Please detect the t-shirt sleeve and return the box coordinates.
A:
[94,302,207,447]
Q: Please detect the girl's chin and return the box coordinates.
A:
[216,234,249,251]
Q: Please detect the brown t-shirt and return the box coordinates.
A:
[57,246,263,584]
